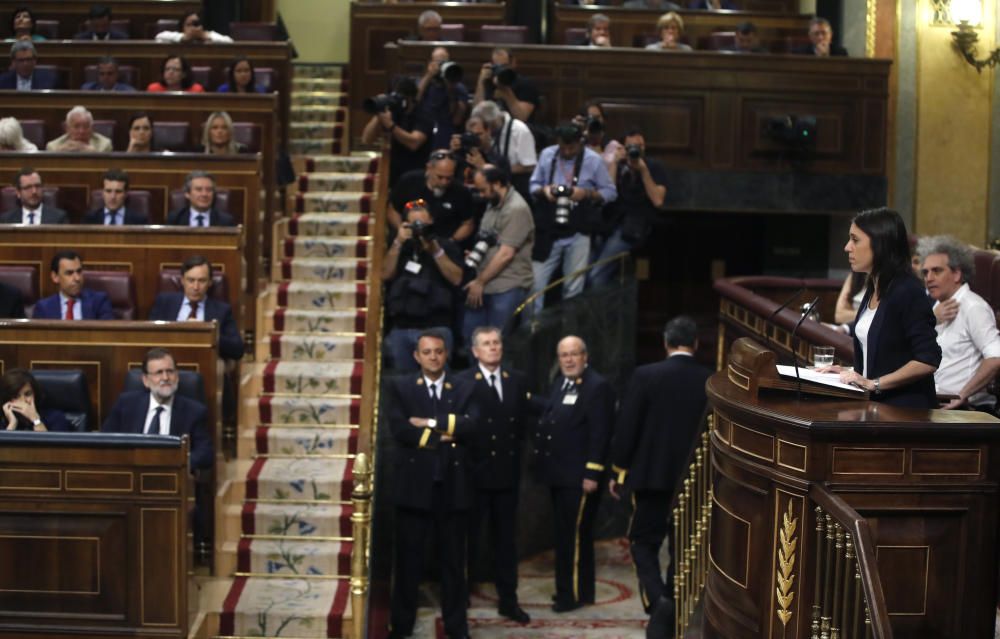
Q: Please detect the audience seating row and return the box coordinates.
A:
[0,185,235,221]
[17,117,262,154]
[0,0,199,38]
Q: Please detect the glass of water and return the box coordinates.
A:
[812,345,835,368]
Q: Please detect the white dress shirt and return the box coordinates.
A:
[104,208,126,225]
[16,74,31,91]
[59,292,82,319]
[176,297,205,321]
[423,375,444,400]
[855,304,875,376]
[144,395,173,435]
[933,283,1000,395]
[21,206,41,224]
[479,364,503,402]
[496,112,537,169]
[188,209,211,227]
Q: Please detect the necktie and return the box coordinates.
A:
[145,406,164,434]
[489,373,502,402]
[188,301,199,320]
[64,298,75,320]
[430,383,439,407]
[27,211,35,224]
[196,214,206,227]
[108,210,118,225]
[562,378,573,392]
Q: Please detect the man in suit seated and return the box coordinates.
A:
[46,106,113,153]
[33,250,114,320]
[148,255,244,361]
[73,5,129,40]
[101,347,213,471]
[793,17,848,57]
[83,169,149,225]
[0,168,69,225]
[80,56,136,92]
[166,171,236,227]
[0,41,59,91]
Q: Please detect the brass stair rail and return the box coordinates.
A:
[509,251,631,321]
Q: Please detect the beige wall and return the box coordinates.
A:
[277,0,350,63]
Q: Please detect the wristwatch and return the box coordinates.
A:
[31,418,42,427]
[872,378,880,394]
[427,418,437,429]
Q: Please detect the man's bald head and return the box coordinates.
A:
[557,335,588,379]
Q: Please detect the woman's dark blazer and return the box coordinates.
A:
[853,273,941,408]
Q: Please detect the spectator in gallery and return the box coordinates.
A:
[217,56,268,94]
[0,41,58,90]
[0,168,68,224]
[415,9,443,41]
[794,17,848,57]
[473,47,541,124]
[155,10,232,44]
[1,369,71,432]
[125,112,153,153]
[645,11,693,51]
[5,7,45,42]
[33,250,115,320]
[80,56,136,91]
[146,55,205,93]
[0,117,38,151]
[586,13,612,47]
[73,5,128,40]
[83,168,150,225]
[727,21,769,53]
[199,111,245,155]
[46,106,113,153]
[166,171,236,227]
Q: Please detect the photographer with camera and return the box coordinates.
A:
[417,47,470,151]
[388,150,477,244]
[461,165,535,346]
[381,201,465,371]
[573,101,622,180]
[471,100,536,202]
[589,130,668,288]
[449,114,509,186]
[528,122,617,314]
[362,77,433,188]
[473,48,541,124]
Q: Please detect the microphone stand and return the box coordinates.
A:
[764,287,805,356]
[790,296,820,401]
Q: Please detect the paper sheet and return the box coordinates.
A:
[776,365,865,393]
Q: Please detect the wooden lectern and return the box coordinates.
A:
[703,338,1000,638]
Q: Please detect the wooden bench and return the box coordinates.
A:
[0,0,200,39]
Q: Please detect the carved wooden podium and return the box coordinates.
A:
[702,338,1000,638]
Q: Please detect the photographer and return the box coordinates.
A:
[381,201,465,371]
[528,123,617,314]
[462,165,535,345]
[417,47,470,150]
[589,130,668,288]
[449,114,509,186]
[472,48,541,124]
[573,101,622,180]
[362,77,433,188]
[472,100,536,202]
[387,150,476,244]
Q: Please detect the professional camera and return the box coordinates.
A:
[465,230,498,269]
[459,131,481,154]
[585,116,604,135]
[409,219,433,241]
[362,92,405,116]
[490,64,517,86]
[626,144,643,160]
[439,61,463,83]
[552,184,574,225]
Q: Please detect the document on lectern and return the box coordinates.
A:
[775,365,865,393]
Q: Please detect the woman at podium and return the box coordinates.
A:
[825,207,941,408]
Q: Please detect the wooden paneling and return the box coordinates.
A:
[0,434,187,638]
[0,0,200,39]
[348,1,507,148]
[388,41,891,176]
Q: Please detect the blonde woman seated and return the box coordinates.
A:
[646,12,693,51]
[198,111,246,155]
[0,117,37,151]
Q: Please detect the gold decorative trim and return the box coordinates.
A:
[831,446,906,475]
[0,469,61,490]
[777,439,808,473]
[866,0,877,57]
[65,470,133,493]
[140,473,179,494]
[0,535,99,594]
[140,507,179,627]
[726,364,750,391]
[708,496,751,589]
[775,500,798,627]
[730,422,775,463]
[909,448,982,476]
[875,545,930,615]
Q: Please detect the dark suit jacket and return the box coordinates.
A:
[0,68,59,90]
[792,43,849,56]
[73,28,129,40]
[80,80,136,91]
[1,407,72,432]
[148,292,245,360]
[854,274,941,408]
[0,206,69,224]
[611,354,711,492]
[82,207,150,225]
[453,366,533,490]
[386,372,478,511]
[166,206,235,228]
[535,367,615,487]
[687,0,736,8]
[0,282,25,319]
[32,288,114,320]
[101,390,213,470]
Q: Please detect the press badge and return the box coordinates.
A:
[405,260,422,274]
[562,393,578,405]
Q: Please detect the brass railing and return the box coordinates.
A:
[509,250,630,322]
[673,415,714,637]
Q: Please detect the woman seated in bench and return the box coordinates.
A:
[5,7,45,42]
[198,111,246,155]
[217,56,268,94]
[147,55,205,93]
[125,112,153,153]
[646,12,693,52]
[1,369,70,432]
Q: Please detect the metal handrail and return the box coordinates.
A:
[510,250,631,319]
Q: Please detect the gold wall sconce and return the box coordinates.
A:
[950,0,1000,71]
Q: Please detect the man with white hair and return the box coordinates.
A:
[416,9,443,41]
[471,100,536,199]
[45,106,113,152]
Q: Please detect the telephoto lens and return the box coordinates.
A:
[626,144,642,160]
[553,184,573,225]
[465,230,498,268]
[439,61,463,83]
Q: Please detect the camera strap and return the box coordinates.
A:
[495,115,514,160]
[548,147,585,187]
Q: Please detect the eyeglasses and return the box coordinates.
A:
[429,151,455,161]
[404,198,426,210]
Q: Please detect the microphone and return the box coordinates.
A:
[764,287,805,355]
[790,296,820,399]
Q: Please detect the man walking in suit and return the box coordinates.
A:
[454,325,532,624]
[386,330,477,639]
[101,347,213,471]
[0,41,59,91]
[536,335,615,612]
[0,168,69,224]
[83,169,149,225]
[609,315,711,635]
[166,171,236,227]
[32,250,114,320]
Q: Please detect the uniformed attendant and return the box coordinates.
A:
[386,330,477,639]
[536,335,615,612]
[454,325,532,625]
[608,316,712,634]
